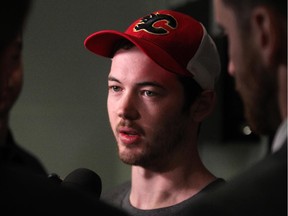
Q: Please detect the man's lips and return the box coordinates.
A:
[118,127,142,145]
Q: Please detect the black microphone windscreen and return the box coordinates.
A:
[62,168,102,199]
[47,173,62,184]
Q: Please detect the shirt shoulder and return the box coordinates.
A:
[101,180,131,207]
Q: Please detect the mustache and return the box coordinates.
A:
[116,120,145,134]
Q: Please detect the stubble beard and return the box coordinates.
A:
[238,47,281,136]
[118,113,189,171]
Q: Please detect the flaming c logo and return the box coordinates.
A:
[134,12,177,35]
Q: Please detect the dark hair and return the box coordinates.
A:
[177,76,203,112]
[222,0,287,30]
[113,40,203,112]
[222,0,286,15]
[222,0,287,64]
[112,39,135,56]
[0,0,32,53]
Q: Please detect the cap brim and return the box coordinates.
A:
[84,30,192,77]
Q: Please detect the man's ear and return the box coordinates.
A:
[251,6,284,65]
[190,90,216,122]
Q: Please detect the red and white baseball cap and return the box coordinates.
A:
[84,10,221,89]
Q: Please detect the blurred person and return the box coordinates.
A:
[0,1,129,215]
[0,0,46,176]
[182,0,287,215]
[84,10,225,215]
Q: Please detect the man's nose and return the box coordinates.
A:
[117,92,140,120]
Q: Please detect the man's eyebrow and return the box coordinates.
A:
[136,81,164,89]
[108,76,164,89]
[108,76,120,83]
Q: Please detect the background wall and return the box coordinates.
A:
[11,0,268,193]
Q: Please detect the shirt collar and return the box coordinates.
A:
[272,118,287,153]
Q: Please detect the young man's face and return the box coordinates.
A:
[107,46,191,169]
[0,34,23,117]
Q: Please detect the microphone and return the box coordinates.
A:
[48,168,102,199]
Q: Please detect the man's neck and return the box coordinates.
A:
[129,161,216,209]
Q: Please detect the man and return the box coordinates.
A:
[0,0,47,176]
[84,10,224,215]
[0,1,129,215]
[183,0,287,215]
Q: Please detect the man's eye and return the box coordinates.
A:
[143,90,156,97]
[109,86,122,92]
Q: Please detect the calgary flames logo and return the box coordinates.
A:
[134,12,177,35]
